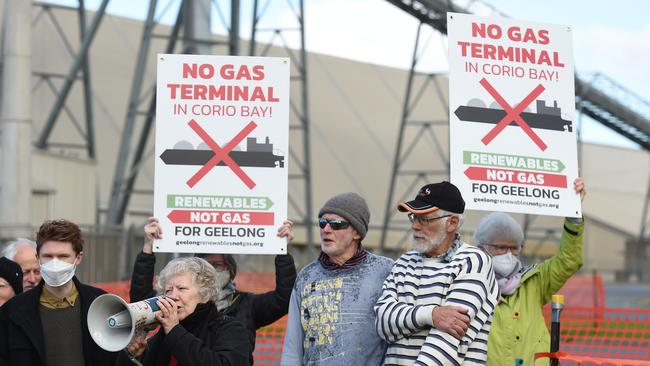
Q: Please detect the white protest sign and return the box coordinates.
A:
[154,54,289,254]
[448,13,581,217]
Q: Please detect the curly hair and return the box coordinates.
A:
[157,257,219,303]
[36,219,84,255]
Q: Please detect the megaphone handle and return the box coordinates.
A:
[126,352,144,366]
[135,327,149,339]
[125,327,150,366]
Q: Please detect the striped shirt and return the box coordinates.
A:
[375,242,499,365]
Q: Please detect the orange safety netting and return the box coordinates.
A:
[540,274,650,362]
[542,306,650,362]
[552,273,606,309]
[95,272,650,365]
[535,351,650,366]
[95,280,131,301]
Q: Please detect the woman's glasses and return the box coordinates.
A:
[318,217,350,230]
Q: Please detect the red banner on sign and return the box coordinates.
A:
[464,166,567,188]
[167,210,274,225]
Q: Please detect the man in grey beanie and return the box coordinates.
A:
[281,192,393,366]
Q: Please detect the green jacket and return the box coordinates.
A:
[486,219,584,366]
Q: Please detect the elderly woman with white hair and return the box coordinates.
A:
[474,178,586,366]
[121,257,251,366]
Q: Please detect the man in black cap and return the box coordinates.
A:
[375,181,499,365]
[282,192,394,366]
[0,257,22,307]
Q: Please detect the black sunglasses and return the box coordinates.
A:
[318,217,350,230]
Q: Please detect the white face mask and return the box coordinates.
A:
[40,258,77,287]
[492,252,520,278]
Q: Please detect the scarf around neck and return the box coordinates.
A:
[214,282,239,312]
[179,301,214,333]
[318,244,367,271]
[161,302,217,366]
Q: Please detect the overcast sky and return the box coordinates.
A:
[43,0,650,149]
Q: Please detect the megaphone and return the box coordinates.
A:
[87,294,161,352]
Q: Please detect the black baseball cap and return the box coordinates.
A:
[397,181,465,214]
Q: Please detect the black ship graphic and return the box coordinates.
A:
[454,100,572,132]
[160,136,285,168]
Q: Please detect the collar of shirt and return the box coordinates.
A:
[422,234,462,262]
[40,283,79,309]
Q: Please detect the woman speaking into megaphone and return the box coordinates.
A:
[117,257,251,365]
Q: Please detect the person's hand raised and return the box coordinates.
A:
[143,217,162,254]
[574,178,586,202]
[277,220,295,243]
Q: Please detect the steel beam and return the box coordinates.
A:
[106,0,159,225]
[250,0,314,254]
[107,0,240,225]
[36,0,109,150]
[379,22,423,253]
[107,4,185,226]
[78,0,96,159]
[230,0,240,55]
[576,76,650,150]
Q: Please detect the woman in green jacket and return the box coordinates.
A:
[474,178,585,366]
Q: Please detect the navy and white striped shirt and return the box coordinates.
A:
[375,242,499,365]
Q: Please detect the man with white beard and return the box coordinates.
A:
[375,181,499,365]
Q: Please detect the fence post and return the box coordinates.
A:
[550,294,564,366]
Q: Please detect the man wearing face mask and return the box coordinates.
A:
[0,219,118,366]
[129,216,296,364]
[474,178,586,366]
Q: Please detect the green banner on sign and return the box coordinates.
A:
[463,151,565,173]
[167,194,274,210]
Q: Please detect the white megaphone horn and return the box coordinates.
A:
[88,294,162,352]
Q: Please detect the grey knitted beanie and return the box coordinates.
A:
[318,192,370,239]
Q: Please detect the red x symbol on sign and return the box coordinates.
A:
[186,119,257,189]
[480,78,547,151]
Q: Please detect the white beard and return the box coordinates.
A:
[412,224,447,254]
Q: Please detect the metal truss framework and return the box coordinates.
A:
[379,22,450,252]
[249,0,314,254]
[33,0,109,159]
[105,0,243,226]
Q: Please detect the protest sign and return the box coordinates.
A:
[448,13,581,217]
[154,54,289,253]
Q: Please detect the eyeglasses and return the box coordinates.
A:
[407,213,451,225]
[318,217,350,230]
[483,243,520,256]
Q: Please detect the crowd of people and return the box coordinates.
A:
[0,179,585,365]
